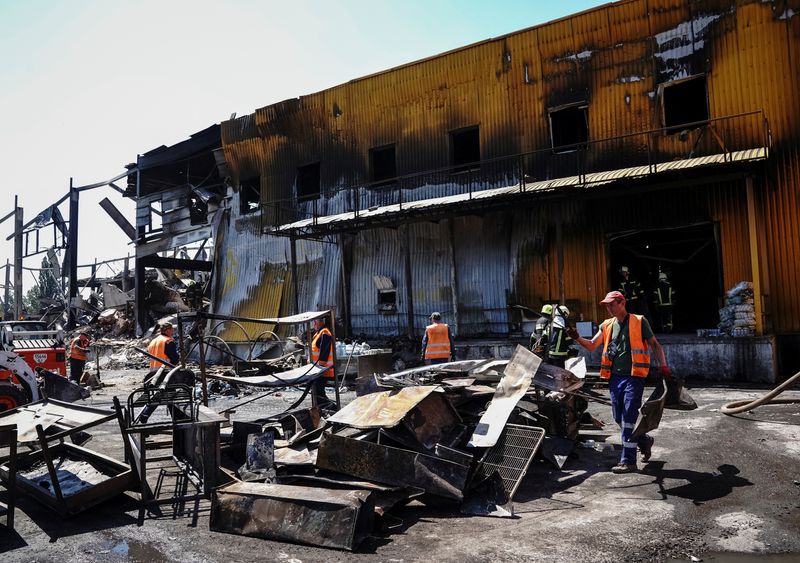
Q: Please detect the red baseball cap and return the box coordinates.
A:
[600,290,626,304]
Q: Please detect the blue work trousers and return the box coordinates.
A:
[609,374,650,465]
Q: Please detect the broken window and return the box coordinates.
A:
[450,126,480,173]
[549,104,589,153]
[149,199,163,232]
[662,75,709,134]
[297,162,321,202]
[240,176,261,214]
[369,144,397,186]
[188,194,208,225]
[373,275,397,314]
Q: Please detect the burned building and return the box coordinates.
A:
[212,0,799,380]
[126,125,225,330]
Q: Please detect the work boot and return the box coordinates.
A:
[611,463,638,474]
[640,436,655,462]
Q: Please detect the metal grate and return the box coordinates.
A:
[473,424,545,500]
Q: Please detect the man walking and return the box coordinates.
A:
[568,291,671,473]
[421,312,454,365]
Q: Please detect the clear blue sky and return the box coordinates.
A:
[0,0,605,291]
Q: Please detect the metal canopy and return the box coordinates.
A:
[270,147,767,240]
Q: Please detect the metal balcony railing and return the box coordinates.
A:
[259,110,770,236]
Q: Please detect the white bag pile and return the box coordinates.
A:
[718,281,755,337]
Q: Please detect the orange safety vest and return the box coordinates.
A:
[424,323,451,360]
[311,327,334,378]
[600,314,650,379]
[68,337,88,361]
[148,335,174,369]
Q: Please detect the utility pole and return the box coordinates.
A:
[3,259,9,318]
[14,196,23,320]
[67,178,79,329]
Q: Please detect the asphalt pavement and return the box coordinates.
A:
[1,370,799,562]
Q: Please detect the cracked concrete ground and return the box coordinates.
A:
[2,370,799,562]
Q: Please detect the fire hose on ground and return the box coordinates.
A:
[720,368,800,415]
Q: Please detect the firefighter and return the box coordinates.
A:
[653,272,675,333]
[531,304,553,353]
[67,331,91,383]
[421,312,455,365]
[546,305,576,368]
[618,266,646,315]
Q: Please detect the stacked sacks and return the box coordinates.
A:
[718,281,755,337]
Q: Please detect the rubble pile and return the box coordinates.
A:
[211,346,598,550]
[718,281,755,337]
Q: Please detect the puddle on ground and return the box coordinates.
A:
[672,553,800,562]
[87,538,167,562]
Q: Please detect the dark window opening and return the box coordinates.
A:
[240,176,261,214]
[608,223,721,333]
[369,145,397,186]
[297,162,321,202]
[377,290,397,314]
[189,194,208,225]
[549,104,589,153]
[373,275,397,314]
[663,75,709,134]
[450,127,480,173]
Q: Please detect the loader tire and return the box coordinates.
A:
[0,382,29,412]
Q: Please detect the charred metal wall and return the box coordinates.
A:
[218,0,800,334]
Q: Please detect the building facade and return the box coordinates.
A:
[212,0,799,375]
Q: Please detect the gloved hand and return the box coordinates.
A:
[660,365,672,379]
[566,327,580,340]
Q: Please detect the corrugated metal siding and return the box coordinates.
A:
[212,204,288,341]
[407,222,455,332]
[295,238,341,316]
[349,228,407,336]
[452,215,511,336]
[216,0,800,333]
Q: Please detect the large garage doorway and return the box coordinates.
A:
[608,223,722,333]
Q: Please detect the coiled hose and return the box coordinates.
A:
[720,369,800,415]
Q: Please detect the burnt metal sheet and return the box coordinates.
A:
[632,378,667,439]
[461,471,513,518]
[327,386,438,429]
[274,445,317,467]
[316,432,469,501]
[0,400,115,443]
[402,393,461,450]
[210,482,374,551]
[468,345,540,448]
[0,442,134,517]
[206,363,327,388]
[471,424,546,501]
[532,362,584,394]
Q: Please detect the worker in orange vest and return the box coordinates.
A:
[147,322,179,374]
[421,312,455,365]
[67,331,91,383]
[310,317,335,408]
[569,291,671,474]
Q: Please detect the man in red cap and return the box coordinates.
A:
[568,290,671,474]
